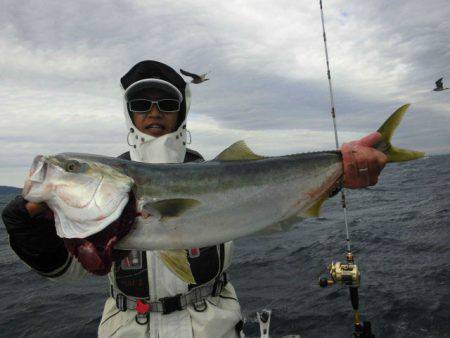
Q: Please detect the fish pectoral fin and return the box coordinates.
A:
[302,195,328,218]
[214,140,266,161]
[141,202,162,220]
[143,198,200,219]
[159,250,196,284]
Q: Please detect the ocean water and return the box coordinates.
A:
[0,155,449,337]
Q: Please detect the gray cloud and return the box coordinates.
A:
[1,0,449,187]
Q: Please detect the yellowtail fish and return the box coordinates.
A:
[22,104,423,281]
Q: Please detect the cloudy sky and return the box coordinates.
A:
[1,0,449,187]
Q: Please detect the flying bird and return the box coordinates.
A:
[180,69,210,84]
[433,77,449,91]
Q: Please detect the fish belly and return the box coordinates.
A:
[116,161,342,250]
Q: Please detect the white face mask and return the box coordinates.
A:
[123,80,191,164]
[126,122,188,163]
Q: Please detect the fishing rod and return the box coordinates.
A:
[317,2,374,337]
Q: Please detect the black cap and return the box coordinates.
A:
[121,60,186,94]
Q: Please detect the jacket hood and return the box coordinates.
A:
[121,61,191,163]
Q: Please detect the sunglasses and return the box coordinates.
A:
[127,99,181,114]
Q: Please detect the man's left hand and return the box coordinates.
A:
[341,132,388,189]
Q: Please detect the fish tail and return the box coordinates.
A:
[375,104,425,163]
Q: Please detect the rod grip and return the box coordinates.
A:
[350,286,359,310]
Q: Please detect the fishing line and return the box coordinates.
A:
[319,0,351,253]
[318,3,375,337]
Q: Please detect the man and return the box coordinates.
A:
[2,60,387,337]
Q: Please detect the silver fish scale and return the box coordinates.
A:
[56,151,342,249]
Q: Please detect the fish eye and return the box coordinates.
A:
[65,160,81,172]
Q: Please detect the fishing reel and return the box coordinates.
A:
[319,252,374,338]
[319,252,360,288]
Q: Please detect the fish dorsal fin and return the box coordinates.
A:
[143,198,200,220]
[214,140,266,161]
[159,250,196,284]
[302,195,328,218]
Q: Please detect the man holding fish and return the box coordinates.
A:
[2,60,393,337]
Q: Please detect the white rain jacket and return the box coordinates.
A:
[93,79,242,337]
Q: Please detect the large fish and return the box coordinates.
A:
[22,104,423,279]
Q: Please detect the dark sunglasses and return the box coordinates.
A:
[127,99,181,114]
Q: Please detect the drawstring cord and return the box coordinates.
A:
[186,130,192,145]
[127,128,137,148]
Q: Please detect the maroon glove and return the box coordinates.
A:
[341,132,388,189]
[63,193,137,275]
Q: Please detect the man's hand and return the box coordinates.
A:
[341,132,388,189]
[25,202,53,219]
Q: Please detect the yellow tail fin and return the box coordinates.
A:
[375,104,425,162]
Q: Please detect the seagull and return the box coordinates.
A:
[433,77,449,91]
[180,69,210,84]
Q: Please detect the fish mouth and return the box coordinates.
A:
[29,155,46,181]
[23,155,104,209]
[23,155,47,198]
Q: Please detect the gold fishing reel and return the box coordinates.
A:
[318,252,375,337]
[319,252,360,288]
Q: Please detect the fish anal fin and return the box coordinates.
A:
[159,250,196,284]
[143,198,200,219]
[214,140,266,161]
[302,195,328,218]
